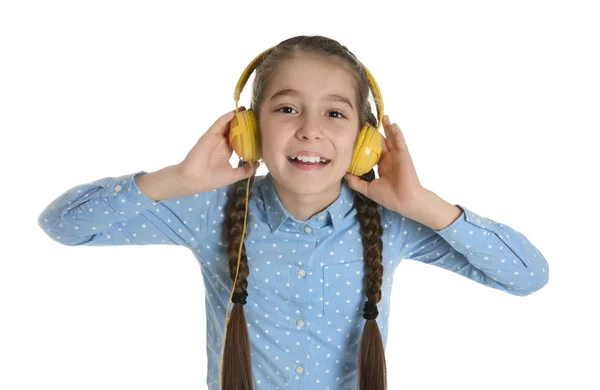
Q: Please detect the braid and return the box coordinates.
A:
[220,160,256,390]
[225,164,254,294]
[353,167,387,390]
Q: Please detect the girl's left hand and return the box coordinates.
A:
[345,115,428,215]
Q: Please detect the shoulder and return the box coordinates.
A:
[201,174,267,212]
[253,174,267,187]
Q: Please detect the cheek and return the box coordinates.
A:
[258,129,283,161]
[346,135,360,154]
[337,135,359,163]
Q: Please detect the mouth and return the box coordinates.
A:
[287,156,332,166]
[286,155,332,171]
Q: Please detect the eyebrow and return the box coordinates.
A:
[268,88,354,110]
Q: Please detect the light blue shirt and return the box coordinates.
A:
[38,170,549,389]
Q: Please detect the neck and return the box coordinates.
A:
[271,176,342,222]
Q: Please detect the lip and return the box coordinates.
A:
[287,158,330,171]
[287,150,331,160]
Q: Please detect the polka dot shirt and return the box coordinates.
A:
[38,170,549,389]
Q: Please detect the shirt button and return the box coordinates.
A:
[475,217,482,223]
[296,319,305,328]
[304,226,312,234]
[114,184,122,193]
[297,269,306,277]
[318,215,326,221]
[295,365,304,374]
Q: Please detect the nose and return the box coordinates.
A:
[296,115,324,140]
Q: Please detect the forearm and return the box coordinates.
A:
[134,164,191,202]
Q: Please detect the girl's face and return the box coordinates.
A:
[258,54,360,196]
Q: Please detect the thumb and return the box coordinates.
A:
[344,172,368,196]
[208,107,246,136]
[233,161,259,182]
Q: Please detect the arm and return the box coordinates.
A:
[37,166,216,248]
[384,197,549,296]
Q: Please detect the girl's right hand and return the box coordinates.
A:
[176,107,259,194]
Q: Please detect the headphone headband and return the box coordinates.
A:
[233,46,384,131]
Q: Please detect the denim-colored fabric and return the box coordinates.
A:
[39,171,549,389]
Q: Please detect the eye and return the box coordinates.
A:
[277,106,297,114]
[276,106,346,119]
[328,111,345,119]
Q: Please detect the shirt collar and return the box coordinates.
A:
[257,172,355,233]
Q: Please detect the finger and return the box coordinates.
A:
[380,133,390,154]
[383,114,390,126]
[384,115,408,151]
[207,110,236,135]
[391,122,408,151]
[382,115,397,150]
[344,173,369,197]
[233,160,258,181]
[207,107,246,135]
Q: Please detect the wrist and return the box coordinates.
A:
[401,189,463,231]
[135,164,194,202]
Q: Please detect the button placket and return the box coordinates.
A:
[294,262,309,373]
[292,226,315,382]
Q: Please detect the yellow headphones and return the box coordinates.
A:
[223,46,385,328]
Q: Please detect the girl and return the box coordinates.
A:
[38,35,549,390]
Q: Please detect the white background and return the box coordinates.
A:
[2,0,598,389]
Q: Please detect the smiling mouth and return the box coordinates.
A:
[287,156,331,165]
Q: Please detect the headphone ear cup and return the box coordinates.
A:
[229,110,261,162]
[348,125,382,176]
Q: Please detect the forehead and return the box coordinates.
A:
[265,55,356,105]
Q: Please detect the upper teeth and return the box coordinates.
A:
[289,155,329,163]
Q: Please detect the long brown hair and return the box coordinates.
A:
[221,35,386,390]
